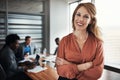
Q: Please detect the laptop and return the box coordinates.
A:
[34,54,40,65]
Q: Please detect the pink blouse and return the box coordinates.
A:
[56,33,104,80]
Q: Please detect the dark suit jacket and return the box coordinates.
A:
[53,47,58,55]
[0,45,24,79]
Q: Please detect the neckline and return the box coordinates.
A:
[72,32,89,52]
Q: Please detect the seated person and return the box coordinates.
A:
[53,37,60,55]
[0,34,32,80]
[16,36,37,61]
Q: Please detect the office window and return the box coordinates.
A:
[8,13,43,48]
[95,0,120,67]
[0,0,50,52]
[0,0,6,48]
[0,12,6,46]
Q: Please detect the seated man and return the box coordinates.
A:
[16,36,37,61]
[0,34,32,80]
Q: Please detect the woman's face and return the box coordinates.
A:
[74,6,91,31]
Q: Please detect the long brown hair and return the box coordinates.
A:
[72,3,102,41]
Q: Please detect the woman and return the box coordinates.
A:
[56,3,104,80]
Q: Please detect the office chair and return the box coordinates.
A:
[0,64,6,80]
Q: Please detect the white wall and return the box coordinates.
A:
[50,0,69,54]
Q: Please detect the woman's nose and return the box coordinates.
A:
[79,16,84,21]
[77,16,83,21]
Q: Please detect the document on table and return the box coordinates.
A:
[18,54,37,63]
[27,66,47,73]
[45,55,56,62]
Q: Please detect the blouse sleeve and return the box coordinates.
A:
[78,41,104,80]
[56,37,80,79]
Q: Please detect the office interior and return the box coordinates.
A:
[0,0,120,80]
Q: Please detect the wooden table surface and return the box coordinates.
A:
[26,66,59,80]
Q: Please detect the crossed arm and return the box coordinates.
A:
[56,57,92,72]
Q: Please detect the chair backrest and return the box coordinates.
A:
[0,64,6,80]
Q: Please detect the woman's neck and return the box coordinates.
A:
[74,30,88,40]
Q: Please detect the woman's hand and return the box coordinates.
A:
[55,57,71,65]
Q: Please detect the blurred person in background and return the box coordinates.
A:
[16,36,37,61]
[53,37,60,55]
[0,34,32,80]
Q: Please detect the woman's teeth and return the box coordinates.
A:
[77,22,83,26]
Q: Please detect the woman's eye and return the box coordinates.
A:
[84,15,89,18]
[76,13,80,16]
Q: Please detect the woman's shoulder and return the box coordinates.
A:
[61,33,73,40]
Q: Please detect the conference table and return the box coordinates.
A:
[25,55,59,80]
[26,65,58,80]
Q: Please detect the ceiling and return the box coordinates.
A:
[0,0,44,14]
